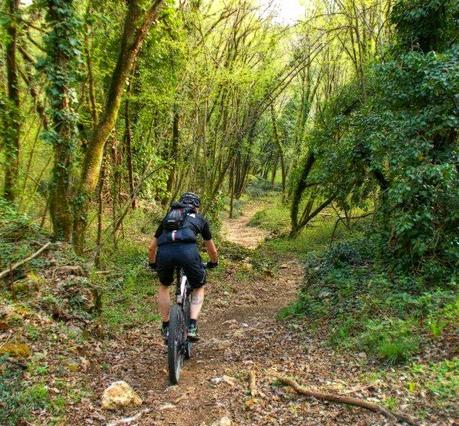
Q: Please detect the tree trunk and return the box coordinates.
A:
[290,152,315,235]
[84,0,98,130]
[44,0,80,241]
[111,138,122,247]
[2,0,21,203]
[271,154,278,186]
[234,120,256,199]
[166,103,180,195]
[270,105,286,200]
[95,149,107,267]
[124,96,136,209]
[290,195,335,238]
[229,161,235,218]
[73,0,164,253]
[18,47,49,130]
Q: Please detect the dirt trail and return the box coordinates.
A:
[70,205,386,426]
[221,204,270,249]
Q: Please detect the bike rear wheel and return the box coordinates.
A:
[168,304,186,384]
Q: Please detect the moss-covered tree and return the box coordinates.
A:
[73,0,165,252]
[1,0,21,203]
[41,0,82,241]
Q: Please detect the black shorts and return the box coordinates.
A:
[156,243,206,289]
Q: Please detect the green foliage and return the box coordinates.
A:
[257,203,353,258]
[20,383,50,409]
[0,356,62,425]
[391,0,459,52]
[246,177,282,198]
[358,319,420,364]
[370,47,458,277]
[0,197,46,269]
[425,296,459,337]
[202,191,225,234]
[287,233,457,363]
[295,4,459,279]
[37,0,83,148]
[410,359,459,401]
[100,240,159,331]
[277,292,316,320]
[249,201,290,233]
[0,197,38,241]
[0,357,28,425]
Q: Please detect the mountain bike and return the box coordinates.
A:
[167,266,204,384]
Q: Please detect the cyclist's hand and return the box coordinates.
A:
[148,262,157,271]
[206,261,218,269]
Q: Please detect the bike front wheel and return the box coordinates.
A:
[168,304,186,384]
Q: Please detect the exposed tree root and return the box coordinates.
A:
[272,373,418,425]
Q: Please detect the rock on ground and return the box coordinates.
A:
[101,381,142,410]
[211,416,232,426]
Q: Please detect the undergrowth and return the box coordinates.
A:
[246,199,458,416]
[278,235,457,365]
[250,198,458,366]
[252,200,351,258]
[96,239,160,331]
[0,200,94,424]
[245,176,282,198]
[0,198,48,270]
[251,194,458,413]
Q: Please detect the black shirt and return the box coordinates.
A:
[154,212,212,241]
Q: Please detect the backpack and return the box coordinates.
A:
[162,202,192,231]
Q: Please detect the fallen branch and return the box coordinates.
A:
[0,241,51,280]
[249,370,257,397]
[107,408,151,426]
[272,374,418,425]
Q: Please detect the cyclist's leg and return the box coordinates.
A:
[158,284,172,321]
[190,286,205,320]
[156,247,175,321]
[181,245,206,320]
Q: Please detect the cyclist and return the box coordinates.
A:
[148,192,218,342]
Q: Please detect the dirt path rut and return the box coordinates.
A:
[70,205,386,426]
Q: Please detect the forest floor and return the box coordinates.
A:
[65,202,422,426]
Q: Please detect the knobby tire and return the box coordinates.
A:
[168,304,185,384]
[183,295,192,359]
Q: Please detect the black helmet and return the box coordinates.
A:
[179,192,201,208]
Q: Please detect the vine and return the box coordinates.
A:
[37,0,83,240]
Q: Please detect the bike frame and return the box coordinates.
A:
[167,264,206,384]
[175,267,189,305]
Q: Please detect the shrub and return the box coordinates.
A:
[287,233,457,363]
[0,197,39,243]
[293,7,459,280]
[0,357,28,425]
[246,177,281,197]
[358,319,420,364]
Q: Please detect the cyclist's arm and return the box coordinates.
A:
[204,239,218,263]
[148,238,158,263]
[149,223,163,263]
